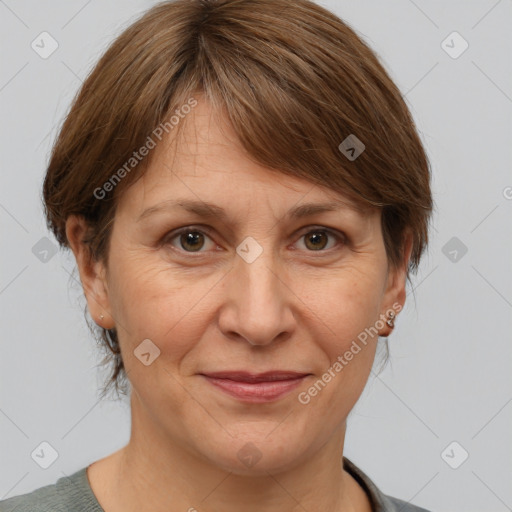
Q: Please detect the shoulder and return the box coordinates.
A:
[342,456,433,512]
[0,467,103,512]
[382,494,433,512]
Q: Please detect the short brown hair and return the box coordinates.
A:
[43,0,433,399]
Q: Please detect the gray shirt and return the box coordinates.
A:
[0,456,432,511]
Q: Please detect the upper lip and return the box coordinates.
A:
[200,371,311,383]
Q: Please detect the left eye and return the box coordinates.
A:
[296,228,344,251]
[163,227,344,253]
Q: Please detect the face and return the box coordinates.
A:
[68,98,409,476]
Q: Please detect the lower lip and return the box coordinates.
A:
[202,375,309,403]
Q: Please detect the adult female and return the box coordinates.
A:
[0,0,433,510]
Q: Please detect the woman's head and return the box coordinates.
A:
[43,0,432,438]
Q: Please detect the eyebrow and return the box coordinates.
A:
[136,198,360,223]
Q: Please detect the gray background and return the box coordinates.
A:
[1,1,511,511]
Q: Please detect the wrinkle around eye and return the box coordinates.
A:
[161,226,218,254]
[160,225,348,256]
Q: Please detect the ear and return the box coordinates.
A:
[378,230,413,337]
[65,215,115,330]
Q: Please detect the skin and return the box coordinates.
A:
[66,97,412,512]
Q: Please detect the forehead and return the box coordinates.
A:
[116,98,371,220]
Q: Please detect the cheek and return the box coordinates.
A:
[297,266,384,407]
[108,254,219,357]
[296,264,385,345]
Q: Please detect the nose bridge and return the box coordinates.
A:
[238,235,281,312]
[222,234,294,346]
[240,241,279,303]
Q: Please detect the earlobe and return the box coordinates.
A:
[65,215,114,329]
[379,231,413,337]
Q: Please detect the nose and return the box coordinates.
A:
[217,244,297,347]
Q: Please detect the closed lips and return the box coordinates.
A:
[200,372,311,382]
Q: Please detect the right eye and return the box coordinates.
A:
[162,226,218,253]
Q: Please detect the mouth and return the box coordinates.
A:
[199,371,312,403]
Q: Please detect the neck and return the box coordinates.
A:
[91,393,367,512]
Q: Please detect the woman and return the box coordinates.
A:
[0,0,433,510]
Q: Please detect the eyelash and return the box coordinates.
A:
[161,225,347,255]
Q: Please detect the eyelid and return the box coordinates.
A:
[162,225,218,252]
[296,225,346,240]
[293,225,347,250]
[162,224,347,253]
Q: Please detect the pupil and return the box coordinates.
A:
[182,232,203,251]
[307,232,326,250]
[178,231,328,252]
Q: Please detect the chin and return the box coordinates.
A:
[197,427,314,476]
